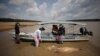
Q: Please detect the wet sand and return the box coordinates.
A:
[0,31,100,56]
[0,22,100,56]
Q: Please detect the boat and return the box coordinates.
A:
[11,21,91,41]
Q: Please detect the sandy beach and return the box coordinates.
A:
[0,22,100,56]
[0,22,38,31]
[0,0,100,55]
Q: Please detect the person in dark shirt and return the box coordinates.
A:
[52,25,59,36]
[15,22,20,44]
[80,26,87,35]
[52,25,59,43]
[80,26,93,36]
[58,24,65,44]
[58,24,65,35]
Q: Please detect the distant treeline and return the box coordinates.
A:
[0,18,41,22]
[68,19,100,22]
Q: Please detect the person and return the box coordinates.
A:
[80,26,88,35]
[80,26,93,36]
[32,27,45,47]
[58,24,65,44]
[15,22,20,44]
[52,25,59,35]
[52,25,59,43]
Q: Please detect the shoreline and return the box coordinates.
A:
[0,22,100,56]
[0,22,38,31]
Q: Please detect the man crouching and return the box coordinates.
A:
[32,27,45,47]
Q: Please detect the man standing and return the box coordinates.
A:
[15,22,20,44]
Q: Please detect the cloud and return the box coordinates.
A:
[0,3,25,19]
[39,2,48,17]
[1,0,100,21]
[9,0,30,5]
[9,0,25,5]
[71,0,100,19]
[9,0,35,8]
[5,12,18,19]
[50,0,71,18]
[9,0,49,21]
[50,0,100,20]
[26,2,49,21]
[26,2,40,16]
[0,3,7,9]
[0,3,11,18]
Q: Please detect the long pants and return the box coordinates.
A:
[56,35,64,43]
[34,37,40,47]
[15,34,20,43]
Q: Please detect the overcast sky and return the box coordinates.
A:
[0,0,100,21]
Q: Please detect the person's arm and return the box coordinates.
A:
[38,31,42,41]
[63,27,65,35]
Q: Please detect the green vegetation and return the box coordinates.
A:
[68,19,100,22]
[0,18,41,22]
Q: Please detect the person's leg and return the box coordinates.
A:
[58,35,62,44]
[15,34,20,44]
[60,35,64,44]
[15,34,17,43]
[17,34,20,43]
[56,35,60,44]
[34,38,39,47]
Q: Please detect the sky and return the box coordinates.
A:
[0,0,100,21]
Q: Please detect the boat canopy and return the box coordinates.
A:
[38,21,86,26]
